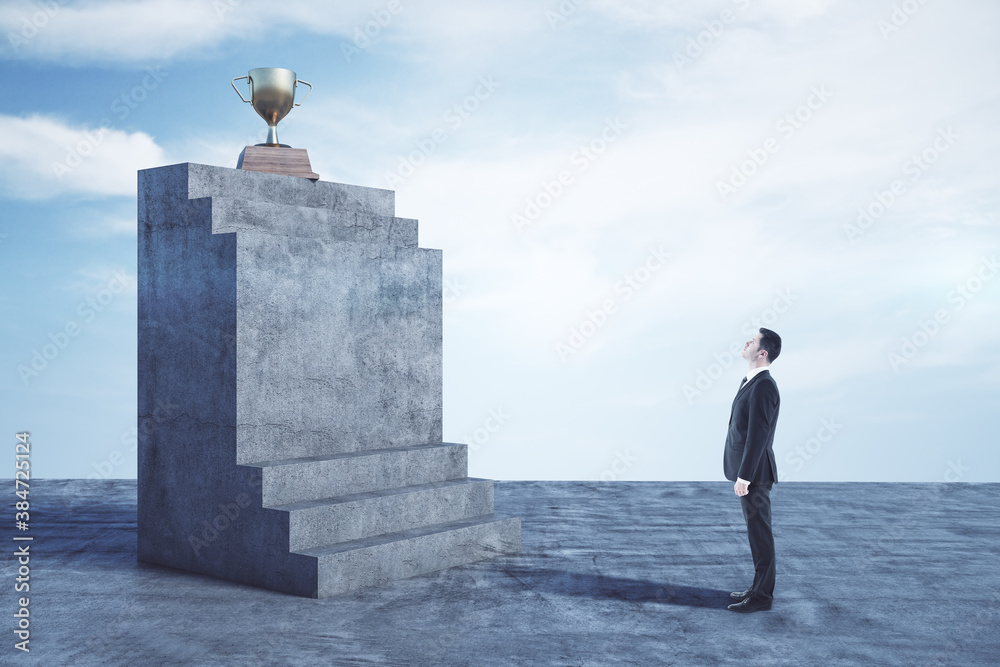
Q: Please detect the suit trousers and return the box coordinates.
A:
[740,481,775,599]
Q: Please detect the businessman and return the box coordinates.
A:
[723,328,781,613]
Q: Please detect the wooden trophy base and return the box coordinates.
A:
[237,145,320,181]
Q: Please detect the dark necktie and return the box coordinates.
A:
[739,377,747,391]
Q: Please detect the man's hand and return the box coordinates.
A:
[734,480,750,496]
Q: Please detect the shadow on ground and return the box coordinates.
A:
[504,567,731,608]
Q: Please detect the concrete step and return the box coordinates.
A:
[211,197,418,248]
[296,514,522,598]
[271,478,496,551]
[237,431,448,465]
[245,443,468,505]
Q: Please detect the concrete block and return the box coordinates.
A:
[137,163,520,597]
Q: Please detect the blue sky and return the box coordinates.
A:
[1,0,997,482]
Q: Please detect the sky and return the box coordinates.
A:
[0,0,997,482]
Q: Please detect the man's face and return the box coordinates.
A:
[741,332,764,363]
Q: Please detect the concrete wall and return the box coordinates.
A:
[137,163,442,593]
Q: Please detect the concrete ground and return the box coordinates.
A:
[2,480,998,666]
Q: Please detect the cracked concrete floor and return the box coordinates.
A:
[2,480,998,666]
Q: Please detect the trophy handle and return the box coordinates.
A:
[294,80,313,107]
[231,76,251,103]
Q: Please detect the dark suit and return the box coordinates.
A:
[723,369,780,600]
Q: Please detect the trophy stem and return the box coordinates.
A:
[265,125,279,146]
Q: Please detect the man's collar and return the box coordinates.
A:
[744,365,770,385]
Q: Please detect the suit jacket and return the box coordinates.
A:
[723,369,780,484]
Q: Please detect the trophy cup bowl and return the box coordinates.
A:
[232,67,312,147]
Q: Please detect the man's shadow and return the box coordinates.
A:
[505,568,732,609]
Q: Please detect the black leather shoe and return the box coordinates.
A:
[727,595,772,613]
[730,588,752,600]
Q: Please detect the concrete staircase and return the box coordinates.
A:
[138,162,520,598]
[247,445,520,597]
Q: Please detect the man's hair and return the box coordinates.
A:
[758,328,781,363]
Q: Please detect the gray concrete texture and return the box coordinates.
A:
[137,163,519,598]
[4,480,999,665]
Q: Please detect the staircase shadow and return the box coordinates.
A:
[505,568,731,609]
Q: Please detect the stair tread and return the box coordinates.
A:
[268,477,492,511]
[296,514,517,558]
[244,442,466,468]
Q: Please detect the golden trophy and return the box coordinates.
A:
[232,67,319,180]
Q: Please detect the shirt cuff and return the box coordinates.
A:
[737,477,750,486]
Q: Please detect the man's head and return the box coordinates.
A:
[741,328,781,366]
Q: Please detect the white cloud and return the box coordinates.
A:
[1,0,314,61]
[0,0,546,64]
[590,0,836,28]
[0,114,168,198]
